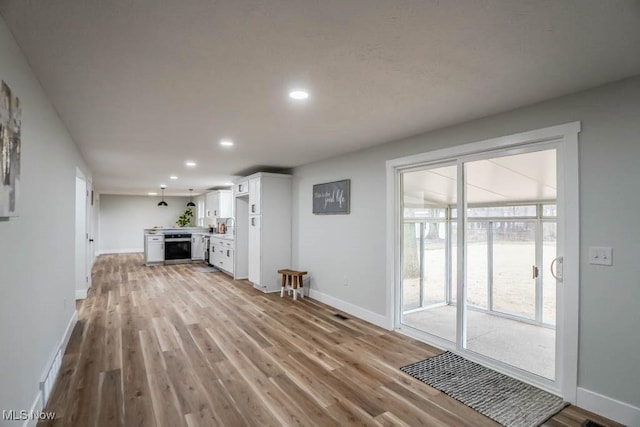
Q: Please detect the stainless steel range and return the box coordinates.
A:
[164,232,192,264]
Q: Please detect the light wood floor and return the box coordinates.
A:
[39,254,619,426]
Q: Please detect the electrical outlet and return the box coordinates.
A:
[589,246,613,266]
[343,275,348,286]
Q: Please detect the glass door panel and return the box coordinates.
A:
[423,221,447,305]
[402,222,421,311]
[491,221,536,319]
[463,148,557,380]
[450,222,458,304]
[401,165,457,343]
[466,221,488,309]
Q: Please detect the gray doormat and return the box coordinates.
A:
[195,266,219,273]
[400,351,568,427]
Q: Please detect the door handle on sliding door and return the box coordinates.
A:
[532,265,539,279]
[550,257,563,282]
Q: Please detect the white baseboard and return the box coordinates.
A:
[577,387,640,426]
[60,311,78,357]
[308,289,392,330]
[98,248,142,255]
[75,289,87,300]
[23,391,42,427]
[23,310,78,427]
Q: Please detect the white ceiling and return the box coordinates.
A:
[403,149,556,206]
[1,1,639,196]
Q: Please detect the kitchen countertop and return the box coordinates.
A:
[207,233,234,240]
[143,228,235,240]
[144,227,208,234]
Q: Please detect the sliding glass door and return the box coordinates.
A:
[400,145,559,381]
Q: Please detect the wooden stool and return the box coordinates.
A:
[277,269,307,301]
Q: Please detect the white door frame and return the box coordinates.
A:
[85,177,94,289]
[386,122,580,402]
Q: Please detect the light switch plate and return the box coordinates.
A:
[588,246,613,266]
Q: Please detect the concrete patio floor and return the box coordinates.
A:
[403,305,555,379]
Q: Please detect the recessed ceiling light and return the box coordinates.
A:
[224,182,234,186]
[148,192,157,196]
[219,139,234,147]
[185,161,197,167]
[289,90,309,100]
[169,175,178,180]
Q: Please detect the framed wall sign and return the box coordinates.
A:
[312,179,350,214]
[0,80,21,218]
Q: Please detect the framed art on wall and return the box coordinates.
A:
[0,80,21,218]
[312,179,350,214]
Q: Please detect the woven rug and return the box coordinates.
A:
[400,351,568,427]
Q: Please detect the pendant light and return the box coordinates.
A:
[157,185,168,207]
[187,189,196,207]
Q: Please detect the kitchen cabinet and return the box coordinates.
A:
[209,241,217,266]
[191,234,206,261]
[210,236,234,275]
[205,190,232,218]
[248,215,261,284]
[145,235,165,265]
[248,178,261,215]
[221,248,234,274]
[235,172,291,293]
[234,180,249,196]
[233,196,249,280]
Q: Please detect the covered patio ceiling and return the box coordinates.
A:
[403,149,557,207]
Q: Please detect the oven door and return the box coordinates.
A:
[165,239,192,262]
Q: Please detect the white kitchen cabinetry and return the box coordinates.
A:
[233,196,249,280]
[191,234,206,261]
[222,248,234,274]
[234,180,249,196]
[237,172,291,293]
[210,236,234,275]
[205,190,232,218]
[145,235,165,265]
[248,178,261,215]
[248,215,261,284]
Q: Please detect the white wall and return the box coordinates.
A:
[292,76,640,420]
[0,16,90,424]
[99,194,191,253]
